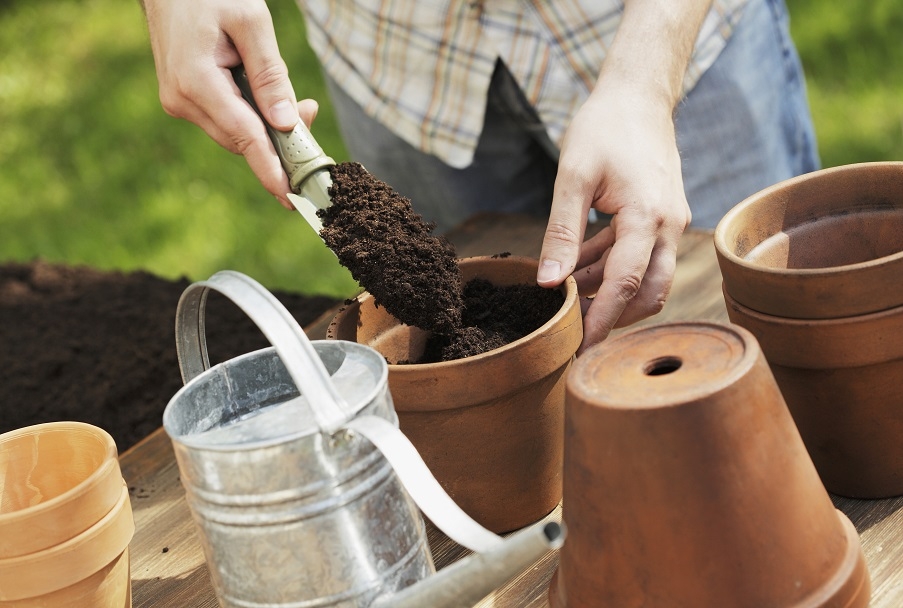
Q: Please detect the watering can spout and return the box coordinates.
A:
[371,520,565,608]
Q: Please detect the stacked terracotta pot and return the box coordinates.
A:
[0,422,134,607]
[714,162,903,498]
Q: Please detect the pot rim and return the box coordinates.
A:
[0,482,134,600]
[326,254,583,410]
[0,422,121,556]
[714,161,903,318]
[724,288,903,369]
[356,254,580,371]
[714,161,903,278]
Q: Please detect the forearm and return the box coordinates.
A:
[598,0,714,110]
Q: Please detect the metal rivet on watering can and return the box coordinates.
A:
[163,270,564,608]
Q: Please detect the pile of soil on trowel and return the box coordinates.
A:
[319,162,565,362]
[319,162,463,335]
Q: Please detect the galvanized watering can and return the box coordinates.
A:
[163,271,564,608]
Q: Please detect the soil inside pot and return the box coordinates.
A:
[320,162,564,363]
[418,271,565,363]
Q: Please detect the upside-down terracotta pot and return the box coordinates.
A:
[714,162,903,498]
[549,321,870,608]
[327,255,582,533]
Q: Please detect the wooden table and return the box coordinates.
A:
[119,213,903,607]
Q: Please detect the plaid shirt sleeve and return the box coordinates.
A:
[298,0,748,168]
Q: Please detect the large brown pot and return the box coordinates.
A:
[549,321,870,608]
[327,255,582,533]
[724,290,903,497]
[714,161,903,498]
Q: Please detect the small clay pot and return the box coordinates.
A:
[714,161,903,319]
[724,290,903,497]
[0,422,124,558]
[549,321,870,608]
[0,482,134,606]
[328,255,582,533]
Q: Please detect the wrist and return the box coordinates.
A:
[596,0,713,110]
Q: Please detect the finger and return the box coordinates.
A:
[580,222,656,350]
[297,98,319,129]
[538,172,592,288]
[225,5,298,132]
[186,79,294,206]
[572,223,616,295]
[573,245,612,297]
[224,93,295,204]
[576,223,616,269]
[612,239,677,328]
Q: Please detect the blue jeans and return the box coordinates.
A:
[322,0,819,232]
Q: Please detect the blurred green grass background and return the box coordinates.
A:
[1,0,901,298]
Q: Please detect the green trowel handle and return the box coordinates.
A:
[231,65,335,194]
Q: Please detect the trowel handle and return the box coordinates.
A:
[231,65,336,194]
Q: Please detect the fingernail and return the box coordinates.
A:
[269,99,298,129]
[537,259,561,283]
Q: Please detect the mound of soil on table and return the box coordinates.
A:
[0,260,339,451]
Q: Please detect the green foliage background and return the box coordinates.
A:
[0,0,900,297]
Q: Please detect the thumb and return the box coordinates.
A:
[538,192,588,288]
[243,58,299,132]
[216,1,299,132]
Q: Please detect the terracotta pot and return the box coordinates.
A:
[327,255,582,533]
[0,422,124,558]
[714,161,903,319]
[549,321,870,608]
[724,290,903,497]
[0,483,134,606]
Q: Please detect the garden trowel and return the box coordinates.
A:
[231,65,334,235]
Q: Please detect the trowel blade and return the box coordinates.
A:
[288,192,324,236]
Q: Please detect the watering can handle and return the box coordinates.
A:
[175,270,352,433]
[345,415,504,553]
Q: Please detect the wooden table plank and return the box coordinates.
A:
[122,430,217,608]
[119,214,903,607]
[833,495,903,607]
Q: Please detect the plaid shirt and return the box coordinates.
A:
[299,0,748,168]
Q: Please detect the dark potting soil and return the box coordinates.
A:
[320,162,564,362]
[0,260,339,451]
[418,277,565,363]
[320,162,463,335]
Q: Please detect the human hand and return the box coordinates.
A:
[142,0,319,208]
[537,87,691,354]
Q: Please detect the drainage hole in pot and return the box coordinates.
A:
[644,356,682,376]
